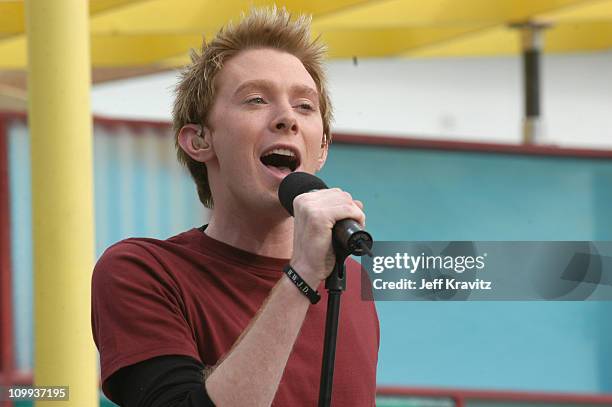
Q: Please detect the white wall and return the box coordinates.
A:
[91,51,612,149]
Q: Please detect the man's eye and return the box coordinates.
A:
[297,103,315,111]
[247,97,266,104]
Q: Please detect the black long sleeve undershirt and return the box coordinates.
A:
[106,355,216,407]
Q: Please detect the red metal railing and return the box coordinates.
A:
[378,386,612,406]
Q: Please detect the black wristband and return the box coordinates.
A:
[283,264,321,304]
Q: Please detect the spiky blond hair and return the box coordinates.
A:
[172,7,333,208]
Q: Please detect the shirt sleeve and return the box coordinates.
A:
[92,241,202,397]
[106,355,215,407]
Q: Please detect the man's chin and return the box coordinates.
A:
[240,188,284,213]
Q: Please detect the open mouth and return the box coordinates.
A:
[260,148,300,173]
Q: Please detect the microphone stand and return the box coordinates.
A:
[318,243,349,407]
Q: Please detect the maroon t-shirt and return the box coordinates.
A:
[92,228,379,405]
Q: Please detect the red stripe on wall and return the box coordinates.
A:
[0,116,14,385]
[1,111,612,159]
[332,133,612,160]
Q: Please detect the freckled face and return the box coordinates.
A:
[205,48,326,212]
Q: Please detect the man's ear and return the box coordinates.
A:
[177,123,215,163]
[316,137,329,171]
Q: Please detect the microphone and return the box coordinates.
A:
[278,172,373,257]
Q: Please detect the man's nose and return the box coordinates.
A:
[271,106,298,134]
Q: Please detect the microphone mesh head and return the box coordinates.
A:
[278,172,328,216]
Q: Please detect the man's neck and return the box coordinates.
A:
[204,205,294,259]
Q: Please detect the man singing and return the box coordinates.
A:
[92,7,379,406]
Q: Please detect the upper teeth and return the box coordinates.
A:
[263,148,296,158]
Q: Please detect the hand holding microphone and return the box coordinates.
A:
[278,172,373,286]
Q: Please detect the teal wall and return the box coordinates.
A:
[319,143,612,393]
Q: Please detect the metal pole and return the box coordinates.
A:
[512,21,549,144]
[25,1,97,406]
[318,258,346,407]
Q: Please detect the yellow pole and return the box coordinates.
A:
[25,1,97,406]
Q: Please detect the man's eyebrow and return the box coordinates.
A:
[292,84,319,100]
[233,80,319,99]
[233,80,271,97]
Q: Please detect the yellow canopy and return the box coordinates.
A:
[1,0,610,128]
[1,0,611,79]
